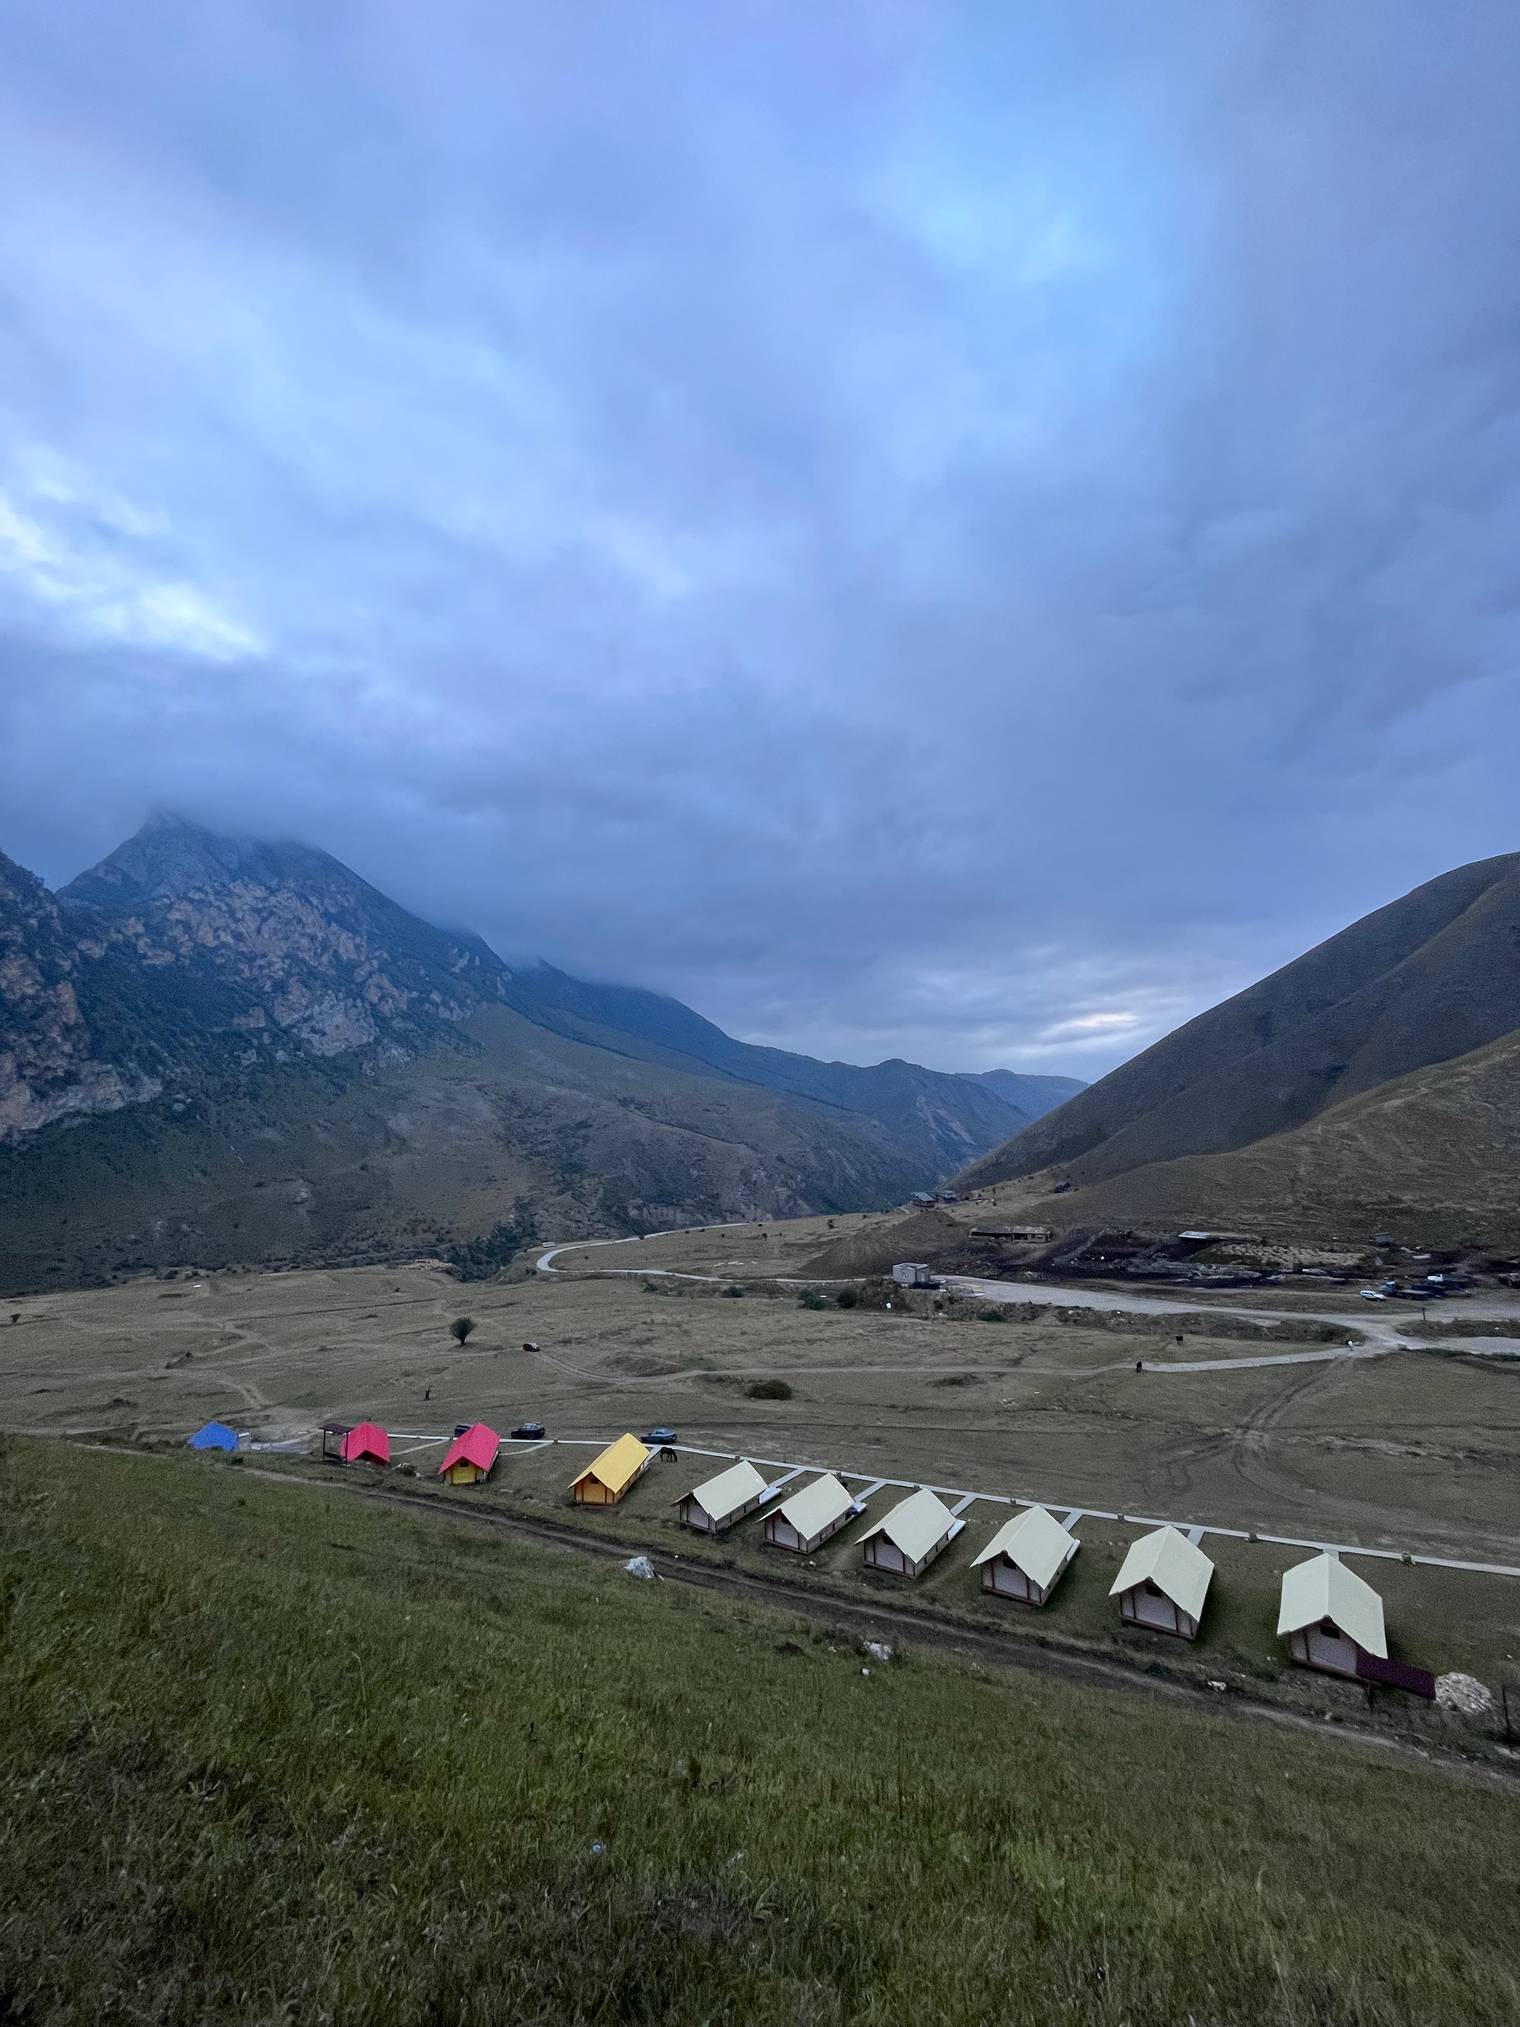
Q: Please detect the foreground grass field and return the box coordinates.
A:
[2,1442,1518,2025]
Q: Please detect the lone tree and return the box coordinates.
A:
[449,1316,477,1348]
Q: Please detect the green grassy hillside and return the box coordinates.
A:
[1020,1027,1520,1246]
[2,1441,1516,2025]
[963,852,1520,1206]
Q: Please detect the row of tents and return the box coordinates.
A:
[569,1436,1427,1691]
[185,1419,1430,1691]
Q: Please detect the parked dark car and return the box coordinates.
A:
[643,1426,678,1446]
[510,1421,546,1441]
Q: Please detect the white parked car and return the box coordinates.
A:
[1359,1288,1388,1301]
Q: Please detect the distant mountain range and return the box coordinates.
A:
[961,853,1520,1247]
[0,812,1081,1288]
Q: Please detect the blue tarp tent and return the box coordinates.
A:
[187,1420,239,1452]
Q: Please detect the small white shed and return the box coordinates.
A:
[765,1472,857,1554]
[857,1487,962,1579]
[675,1459,768,1534]
[1277,1553,1387,1677]
[971,1505,1079,1606]
[1110,1526,1213,1640]
[891,1262,934,1288]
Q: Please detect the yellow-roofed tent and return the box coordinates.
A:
[568,1433,651,1506]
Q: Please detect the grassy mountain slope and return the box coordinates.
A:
[972,1067,1085,1116]
[4,1440,1516,2026]
[0,1002,947,1289]
[498,964,1077,1146]
[963,853,1520,1201]
[1019,1027,1520,1247]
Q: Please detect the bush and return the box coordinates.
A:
[746,1378,794,1400]
[798,1293,828,1311]
[835,1287,859,1310]
[722,1285,746,1299]
[977,1307,1007,1323]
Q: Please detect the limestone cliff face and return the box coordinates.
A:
[0,814,514,1146]
[0,852,162,1141]
[61,811,509,1060]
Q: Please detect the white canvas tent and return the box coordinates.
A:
[970,1505,1078,1605]
[674,1458,769,1534]
[856,1487,962,1579]
[1277,1553,1387,1677]
[1110,1525,1213,1639]
[765,1472,857,1553]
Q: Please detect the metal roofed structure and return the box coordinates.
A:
[1277,1552,1388,1675]
[675,1458,768,1534]
[857,1486,962,1579]
[971,1504,1078,1606]
[568,1432,651,1506]
[1110,1525,1213,1639]
[765,1472,858,1554]
[438,1421,500,1486]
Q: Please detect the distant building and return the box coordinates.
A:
[765,1472,858,1553]
[891,1262,935,1288]
[937,1190,961,1204]
[1110,1525,1213,1640]
[910,1192,936,1207]
[971,1505,1079,1606]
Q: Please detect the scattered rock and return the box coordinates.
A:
[1206,1679,1228,1693]
[623,1555,657,1581]
[1435,1672,1494,1716]
[860,1639,894,1664]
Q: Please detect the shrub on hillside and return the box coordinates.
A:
[835,1287,859,1309]
[746,1378,793,1400]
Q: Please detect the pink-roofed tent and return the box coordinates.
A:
[438,1421,500,1483]
[341,1421,390,1466]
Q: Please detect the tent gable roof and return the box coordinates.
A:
[343,1421,390,1464]
[1109,1525,1213,1620]
[569,1432,649,1495]
[857,1486,957,1562]
[187,1421,238,1451]
[678,1458,766,1521]
[776,1472,855,1538]
[1276,1553,1387,1657]
[439,1422,500,1476]
[971,1505,1077,1589]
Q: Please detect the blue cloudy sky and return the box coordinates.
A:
[3,3,1519,1076]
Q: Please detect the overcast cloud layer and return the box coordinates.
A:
[3,3,1519,1076]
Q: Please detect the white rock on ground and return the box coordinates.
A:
[1435,1672,1494,1716]
[623,1555,658,1581]
[860,1640,893,1664]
